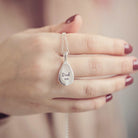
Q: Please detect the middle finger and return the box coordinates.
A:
[67,55,136,77]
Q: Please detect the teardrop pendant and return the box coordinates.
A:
[58,60,74,86]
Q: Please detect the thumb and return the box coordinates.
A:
[30,14,82,33]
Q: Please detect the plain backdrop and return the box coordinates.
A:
[101,0,138,137]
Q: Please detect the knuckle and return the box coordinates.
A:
[83,85,95,97]
[88,59,102,75]
[29,101,42,108]
[83,35,94,51]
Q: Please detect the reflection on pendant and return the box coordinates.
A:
[58,61,74,86]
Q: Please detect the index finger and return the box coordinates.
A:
[58,33,133,55]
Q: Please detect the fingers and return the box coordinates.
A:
[50,95,112,113]
[68,55,137,77]
[26,18,132,56]
[27,14,82,33]
[54,75,133,99]
[58,33,133,55]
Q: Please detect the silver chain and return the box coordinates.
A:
[61,32,69,55]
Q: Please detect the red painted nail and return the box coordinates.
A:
[133,59,138,70]
[124,44,133,54]
[125,75,134,86]
[0,113,9,119]
[106,94,112,103]
[65,14,78,24]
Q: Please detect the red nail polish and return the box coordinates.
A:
[133,59,138,70]
[106,94,112,103]
[124,44,133,54]
[125,75,133,86]
[0,113,9,119]
[65,14,78,24]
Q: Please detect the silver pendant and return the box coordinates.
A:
[59,60,74,86]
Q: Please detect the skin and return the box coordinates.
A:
[0,15,136,115]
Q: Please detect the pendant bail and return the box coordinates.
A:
[64,52,68,62]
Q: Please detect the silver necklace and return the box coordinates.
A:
[58,32,75,138]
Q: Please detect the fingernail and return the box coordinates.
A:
[65,14,78,24]
[124,44,133,54]
[133,59,138,70]
[0,113,9,119]
[106,94,112,103]
[125,75,134,86]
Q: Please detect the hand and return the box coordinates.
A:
[0,15,136,115]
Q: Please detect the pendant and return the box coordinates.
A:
[58,60,74,86]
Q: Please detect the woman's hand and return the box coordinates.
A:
[0,15,137,115]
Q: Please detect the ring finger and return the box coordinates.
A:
[53,75,133,99]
